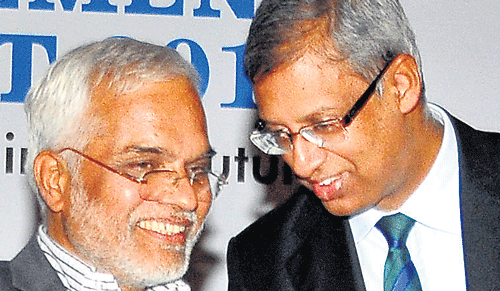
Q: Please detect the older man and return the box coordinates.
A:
[227,0,500,290]
[0,37,224,291]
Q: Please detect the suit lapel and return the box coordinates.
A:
[10,235,66,291]
[452,116,500,290]
[281,189,366,291]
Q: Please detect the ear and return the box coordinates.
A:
[33,150,71,213]
[385,54,422,114]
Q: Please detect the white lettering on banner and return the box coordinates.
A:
[0,3,260,289]
[0,0,254,18]
[0,34,255,108]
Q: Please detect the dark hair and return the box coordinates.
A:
[245,0,423,88]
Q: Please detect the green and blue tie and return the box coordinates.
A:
[376,213,423,291]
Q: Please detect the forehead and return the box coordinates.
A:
[254,52,362,125]
[87,76,209,159]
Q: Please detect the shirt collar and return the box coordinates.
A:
[349,103,461,242]
[37,226,190,291]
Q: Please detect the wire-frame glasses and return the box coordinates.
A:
[250,61,392,155]
[59,147,227,200]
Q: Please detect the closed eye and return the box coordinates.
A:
[186,160,211,181]
[122,160,158,176]
[310,119,343,134]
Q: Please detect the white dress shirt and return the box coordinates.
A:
[349,104,466,291]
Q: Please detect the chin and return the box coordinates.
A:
[321,199,366,217]
[113,248,192,289]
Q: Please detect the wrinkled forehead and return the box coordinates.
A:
[90,74,203,113]
[85,76,210,159]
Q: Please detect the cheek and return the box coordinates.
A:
[281,152,293,167]
[122,188,138,201]
[348,133,390,177]
[196,201,211,221]
[346,119,408,189]
[192,200,211,231]
[81,171,142,210]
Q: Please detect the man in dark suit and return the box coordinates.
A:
[227,0,500,290]
[0,37,225,291]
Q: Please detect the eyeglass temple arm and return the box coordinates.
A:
[59,147,145,184]
[342,61,392,126]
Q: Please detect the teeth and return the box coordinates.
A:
[319,176,343,189]
[319,177,336,186]
[138,220,186,235]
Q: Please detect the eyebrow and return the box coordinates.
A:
[296,107,343,124]
[127,146,168,154]
[124,146,176,162]
[261,106,343,129]
[124,145,216,163]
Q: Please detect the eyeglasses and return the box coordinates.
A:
[250,61,391,155]
[59,148,227,199]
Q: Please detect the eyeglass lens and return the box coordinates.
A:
[141,170,222,199]
[59,148,226,199]
[251,61,391,155]
[250,119,347,155]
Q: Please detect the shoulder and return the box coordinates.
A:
[228,186,346,259]
[0,235,64,291]
[0,259,18,291]
[231,187,322,242]
[451,116,500,189]
[226,188,321,289]
[450,114,500,156]
[449,114,500,289]
[227,187,352,290]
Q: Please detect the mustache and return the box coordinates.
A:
[128,206,198,228]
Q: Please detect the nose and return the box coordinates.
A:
[283,134,326,179]
[139,178,198,211]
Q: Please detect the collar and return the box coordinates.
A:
[350,103,461,242]
[37,226,190,291]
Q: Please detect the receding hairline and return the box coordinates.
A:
[251,14,344,84]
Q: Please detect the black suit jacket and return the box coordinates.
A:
[227,116,500,290]
[0,236,66,291]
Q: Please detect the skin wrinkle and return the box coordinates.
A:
[67,179,200,288]
[24,38,211,291]
[255,50,442,216]
[46,77,211,290]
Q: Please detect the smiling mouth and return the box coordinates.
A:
[318,176,343,189]
[310,173,346,202]
[138,220,187,236]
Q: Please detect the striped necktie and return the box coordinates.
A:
[376,213,422,291]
